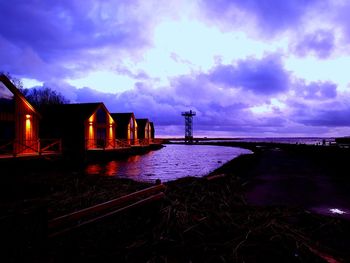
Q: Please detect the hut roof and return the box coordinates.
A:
[41,103,104,123]
[0,74,40,116]
[111,113,135,126]
[136,118,149,129]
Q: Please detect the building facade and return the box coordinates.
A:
[136,118,151,145]
[0,74,40,156]
[40,103,116,154]
[111,113,138,146]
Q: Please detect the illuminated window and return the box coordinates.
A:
[25,114,32,140]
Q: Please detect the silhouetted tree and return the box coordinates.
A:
[1,71,69,108]
[1,72,24,89]
[20,87,69,109]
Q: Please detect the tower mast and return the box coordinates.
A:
[181,110,196,143]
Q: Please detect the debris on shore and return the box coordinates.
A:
[2,144,350,262]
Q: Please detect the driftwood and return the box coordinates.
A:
[48,184,166,237]
[206,173,226,181]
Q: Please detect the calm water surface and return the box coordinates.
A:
[86,144,251,182]
[173,137,335,145]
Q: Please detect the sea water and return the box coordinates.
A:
[85,144,252,182]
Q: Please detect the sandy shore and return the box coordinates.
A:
[2,143,350,262]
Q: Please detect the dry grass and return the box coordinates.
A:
[2,147,350,262]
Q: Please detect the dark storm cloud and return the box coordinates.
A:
[0,35,71,79]
[200,0,323,34]
[30,76,265,133]
[296,81,337,100]
[209,54,290,94]
[161,54,292,131]
[298,108,350,127]
[0,0,144,54]
[287,92,350,128]
[29,75,344,136]
[22,50,344,136]
[171,54,290,103]
[46,82,186,126]
[293,30,335,58]
[0,0,148,80]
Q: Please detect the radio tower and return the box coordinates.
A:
[181,110,196,143]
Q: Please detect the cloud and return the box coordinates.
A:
[25,72,350,137]
[295,81,337,100]
[209,54,290,94]
[298,108,350,127]
[200,0,324,35]
[292,30,335,58]
[33,80,185,126]
[334,1,350,42]
[104,54,293,132]
[114,66,151,80]
[0,36,70,79]
[0,0,153,80]
[25,75,262,134]
[286,89,350,128]
[5,0,349,137]
[0,0,148,53]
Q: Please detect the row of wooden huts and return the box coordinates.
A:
[0,74,158,158]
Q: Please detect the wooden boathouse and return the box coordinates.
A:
[136,118,151,145]
[0,74,60,158]
[40,103,116,155]
[111,113,138,146]
[150,122,155,141]
[1,74,161,160]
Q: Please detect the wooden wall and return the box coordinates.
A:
[85,105,116,150]
[129,117,138,144]
[14,97,39,154]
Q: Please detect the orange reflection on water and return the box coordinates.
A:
[105,161,119,176]
[127,155,141,162]
[86,161,119,176]
[86,164,101,175]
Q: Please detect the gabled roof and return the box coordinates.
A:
[111,112,135,126]
[0,74,40,116]
[41,103,105,124]
[136,118,149,129]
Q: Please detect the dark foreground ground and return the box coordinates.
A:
[1,143,350,262]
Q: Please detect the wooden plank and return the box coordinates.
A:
[48,184,166,229]
[206,173,226,181]
[49,192,165,238]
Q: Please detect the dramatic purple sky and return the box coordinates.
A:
[1,0,350,137]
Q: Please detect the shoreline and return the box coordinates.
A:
[2,142,350,262]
